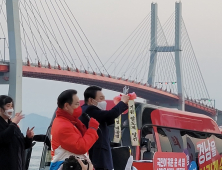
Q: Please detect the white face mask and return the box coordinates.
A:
[95,101,107,110]
[4,108,14,119]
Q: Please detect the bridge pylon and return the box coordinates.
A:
[148,3,158,88]
[148,2,185,111]
[5,0,23,115]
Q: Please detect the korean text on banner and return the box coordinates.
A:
[113,115,121,143]
[128,100,139,146]
[196,137,222,170]
[153,152,187,170]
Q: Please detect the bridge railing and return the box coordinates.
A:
[0,60,9,65]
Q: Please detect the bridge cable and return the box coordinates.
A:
[107,15,150,72]
[38,0,67,67]
[0,0,9,47]
[144,18,172,87]
[0,1,8,47]
[59,0,104,74]
[28,0,48,64]
[159,12,182,94]
[182,20,211,105]
[159,14,178,92]
[50,0,90,71]
[181,21,202,101]
[152,13,178,93]
[27,0,81,69]
[184,37,202,101]
[122,31,151,81]
[18,1,32,63]
[118,20,151,80]
[125,20,161,82]
[19,1,65,67]
[145,13,175,88]
[62,0,109,75]
[137,22,164,84]
[155,16,174,91]
[181,22,198,99]
[127,26,160,83]
[33,0,58,66]
[1,0,33,63]
[155,24,172,90]
[113,15,151,77]
[21,0,62,66]
[0,50,2,61]
[181,23,192,98]
[20,1,47,62]
[163,14,177,92]
[119,23,151,80]
[111,16,151,79]
[124,18,151,81]
[44,0,74,68]
[23,0,74,68]
[146,13,174,81]
[55,0,102,73]
[105,14,150,68]
[22,0,40,61]
[182,17,212,104]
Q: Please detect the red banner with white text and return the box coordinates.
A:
[153,152,187,170]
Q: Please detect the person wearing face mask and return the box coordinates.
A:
[0,95,34,170]
[79,86,129,170]
[50,89,100,170]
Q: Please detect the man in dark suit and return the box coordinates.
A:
[79,86,129,170]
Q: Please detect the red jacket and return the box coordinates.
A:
[51,108,98,163]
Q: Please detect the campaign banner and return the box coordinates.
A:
[128,100,140,146]
[113,115,121,143]
[196,137,222,170]
[153,152,187,170]
[113,92,138,146]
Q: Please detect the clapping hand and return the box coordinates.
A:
[26,127,35,139]
[12,111,24,124]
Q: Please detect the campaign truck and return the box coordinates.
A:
[36,101,222,170]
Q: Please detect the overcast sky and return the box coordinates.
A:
[0,0,221,121]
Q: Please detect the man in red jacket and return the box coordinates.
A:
[50,89,99,170]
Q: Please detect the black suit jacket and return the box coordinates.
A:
[79,101,128,170]
[0,116,32,170]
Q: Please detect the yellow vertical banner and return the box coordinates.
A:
[113,115,121,143]
[128,100,140,146]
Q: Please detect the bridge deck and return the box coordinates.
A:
[0,64,216,116]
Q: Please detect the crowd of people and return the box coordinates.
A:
[0,85,130,170]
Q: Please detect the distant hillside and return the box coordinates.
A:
[21,113,51,135]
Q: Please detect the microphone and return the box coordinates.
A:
[83,113,102,158]
[83,112,101,131]
[82,112,90,121]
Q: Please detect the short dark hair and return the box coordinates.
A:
[0,95,13,111]
[84,86,102,103]
[57,89,77,109]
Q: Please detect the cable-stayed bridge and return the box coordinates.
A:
[0,0,218,119]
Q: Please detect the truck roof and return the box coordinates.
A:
[151,108,220,134]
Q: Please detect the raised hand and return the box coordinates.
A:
[26,127,35,139]
[11,111,25,124]
[121,95,130,104]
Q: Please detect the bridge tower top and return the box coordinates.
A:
[148,2,184,110]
